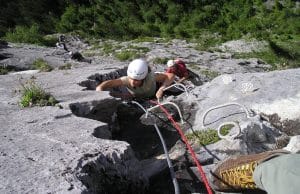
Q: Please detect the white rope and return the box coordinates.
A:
[146,101,185,124]
[163,83,189,97]
[202,102,254,140]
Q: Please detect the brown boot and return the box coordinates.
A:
[210,150,290,192]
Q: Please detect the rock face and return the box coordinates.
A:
[0,73,147,193]
[174,68,300,169]
[0,37,299,194]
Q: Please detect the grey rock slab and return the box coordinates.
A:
[218,39,268,53]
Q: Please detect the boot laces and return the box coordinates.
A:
[220,161,258,189]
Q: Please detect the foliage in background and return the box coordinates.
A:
[0,0,65,37]
[4,24,44,45]
[20,81,58,107]
[0,0,299,67]
[1,0,299,41]
[4,24,58,46]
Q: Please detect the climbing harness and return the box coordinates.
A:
[202,102,255,141]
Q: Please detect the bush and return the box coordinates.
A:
[32,58,53,72]
[20,81,58,107]
[42,35,58,47]
[4,24,44,45]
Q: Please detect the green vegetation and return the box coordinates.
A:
[102,43,118,55]
[32,58,53,72]
[1,1,299,68]
[194,32,223,51]
[200,69,220,80]
[1,1,298,41]
[0,66,10,75]
[153,57,169,65]
[0,67,9,75]
[132,37,156,43]
[4,24,44,45]
[58,63,72,70]
[128,45,150,53]
[233,37,300,69]
[20,81,58,107]
[4,24,58,46]
[186,126,231,146]
[114,46,149,61]
[115,50,142,61]
[186,129,220,146]
[220,124,234,136]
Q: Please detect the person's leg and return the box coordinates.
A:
[209,150,289,193]
[253,154,300,194]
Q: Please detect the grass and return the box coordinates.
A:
[101,42,122,55]
[58,63,72,70]
[186,129,220,146]
[132,36,171,43]
[127,45,150,53]
[0,64,17,75]
[233,35,300,70]
[114,44,150,61]
[152,57,169,65]
[32,58,53,72]
[114,50,141,61]
[0,65,10,75]
[132,36,156,43]
[193,32,223,51]
[200,69,220,80]
[220,124,233,136]
[186,126,231,146]
[4,24,56,46]
[20,81,58,107]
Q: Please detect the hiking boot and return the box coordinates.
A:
[210,150,290,192]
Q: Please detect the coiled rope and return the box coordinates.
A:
[202,102,254,141]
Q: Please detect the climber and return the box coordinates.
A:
[96,59,174,99]
[55,35,69,52]
[210,149,300,194]
[165,59,189,83]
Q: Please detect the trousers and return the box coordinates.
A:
[253,154,300,194]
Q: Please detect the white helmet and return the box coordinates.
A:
[127,59,148,80]
[167,59,175,67]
